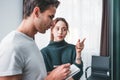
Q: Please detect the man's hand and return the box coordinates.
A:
[45,63,71,80]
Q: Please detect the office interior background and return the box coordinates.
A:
[0,0,119,80]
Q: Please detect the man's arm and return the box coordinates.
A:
[0,75,22,80]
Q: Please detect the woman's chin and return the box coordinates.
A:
[57,39,64,42]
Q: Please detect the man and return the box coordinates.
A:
[0,0,70,80]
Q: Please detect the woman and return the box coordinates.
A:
[41,17,85,80]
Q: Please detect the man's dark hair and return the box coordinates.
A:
[23,0,60,19]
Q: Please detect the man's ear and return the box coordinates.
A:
[33,7,40,17]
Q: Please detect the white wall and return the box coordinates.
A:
[0,0,23,41]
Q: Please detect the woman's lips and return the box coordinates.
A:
[58,36,63,38]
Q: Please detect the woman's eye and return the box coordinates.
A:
[63,28,67,31]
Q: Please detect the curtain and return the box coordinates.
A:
[100,0,109,56]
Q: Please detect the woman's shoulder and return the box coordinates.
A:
[40,46,49,53]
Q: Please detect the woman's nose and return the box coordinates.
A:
[58,29,62,34]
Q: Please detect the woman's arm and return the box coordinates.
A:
[75,38,86,64]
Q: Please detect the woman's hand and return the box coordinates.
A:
[75,38,86,64]
[76,38,86,55]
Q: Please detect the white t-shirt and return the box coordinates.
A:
[0,31,47,80]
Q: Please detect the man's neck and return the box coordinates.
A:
[17,19,37,39]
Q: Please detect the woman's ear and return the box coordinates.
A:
[33,7,40,17]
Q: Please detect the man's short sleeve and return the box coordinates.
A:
[0,46,23,76]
